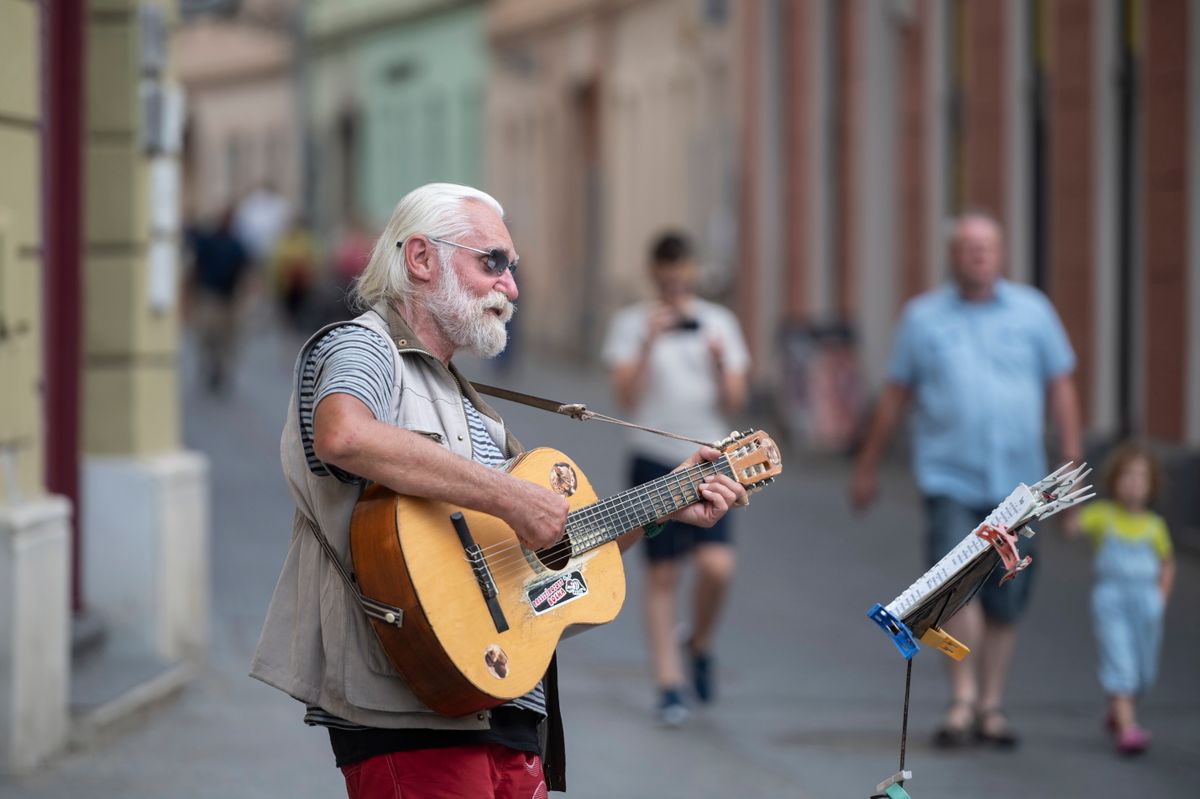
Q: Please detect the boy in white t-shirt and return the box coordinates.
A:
[602,232,750,726]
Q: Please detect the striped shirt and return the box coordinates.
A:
[296,324,545,727]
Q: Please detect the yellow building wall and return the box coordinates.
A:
[0,0,45,502]
[84,0,181,456]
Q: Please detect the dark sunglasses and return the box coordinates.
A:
[419,236,518,277]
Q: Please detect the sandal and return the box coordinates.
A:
[975,706,1020,748]
[933,700,975,749]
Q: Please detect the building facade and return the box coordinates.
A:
[304,0,489,235]
[742,0,1199,446]
[485,0,1198,543]
[742,0,1199,542]
[488,0,739,358]
[0,0,209,775]
[175,0,302,223]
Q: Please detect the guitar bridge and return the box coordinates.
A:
[450,513,510,633]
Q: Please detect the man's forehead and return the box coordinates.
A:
[462,202,516,254]
[955,216,1001,242]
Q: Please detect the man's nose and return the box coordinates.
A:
[496,268,518,301]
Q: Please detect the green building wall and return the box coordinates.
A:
[307,1,487,227]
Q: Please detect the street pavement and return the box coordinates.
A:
[3,315,1198,799]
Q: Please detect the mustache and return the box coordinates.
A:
[481,291,515,323]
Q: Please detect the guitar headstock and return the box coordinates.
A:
[716,429,783,493]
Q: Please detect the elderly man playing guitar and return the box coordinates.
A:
[251,183,752,799]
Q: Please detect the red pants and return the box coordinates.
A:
[341,745,547,799]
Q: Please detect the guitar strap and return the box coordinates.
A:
[470,381,711,447]
[303,515,406,628]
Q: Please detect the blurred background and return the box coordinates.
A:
[1,0,1198,797]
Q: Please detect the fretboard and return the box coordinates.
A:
[565,458,737,555]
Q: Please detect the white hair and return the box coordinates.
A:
[350,183,505,312]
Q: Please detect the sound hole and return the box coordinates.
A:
[533,543,571,571]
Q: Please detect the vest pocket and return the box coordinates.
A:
[342,595,429,712]
[410,430,445,444]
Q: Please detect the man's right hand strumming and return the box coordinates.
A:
[503,479,569,550]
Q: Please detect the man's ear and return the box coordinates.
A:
[404,236,436,285]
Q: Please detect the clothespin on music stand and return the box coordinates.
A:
[918,626,970,660]
[974,523,1032,585]
[867,604,920,660]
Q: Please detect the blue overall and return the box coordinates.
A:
[1091,520,1164,696]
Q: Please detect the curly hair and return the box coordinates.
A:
[1101,440,1163,504]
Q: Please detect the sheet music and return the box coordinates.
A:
[885,484,1037,619]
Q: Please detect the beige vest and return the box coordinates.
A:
[250,304,522,729]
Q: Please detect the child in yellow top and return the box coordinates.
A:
[1070,442,1175,755]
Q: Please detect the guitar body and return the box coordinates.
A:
[350,448,625,717]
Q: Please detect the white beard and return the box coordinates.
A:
[427,261,514,358]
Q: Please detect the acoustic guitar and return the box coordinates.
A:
[350,429,783,716]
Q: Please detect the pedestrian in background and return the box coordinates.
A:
[850,211,1083,748]
[234,180,291,266]
[1066,442,1175,755]
[602,231,750,726]
[187,206,253,393]
[333,212,376,299]
[269,216,320,329]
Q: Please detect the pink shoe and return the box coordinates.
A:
[1115,726,1151,755]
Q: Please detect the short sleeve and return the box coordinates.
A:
[299,325,395,482]
[601,307,646,366]
[1149,515,1173,559]
[1078,501,1110,544]
[1033,295,1076,380]
[713,309,750,373]
[885,305,919,386]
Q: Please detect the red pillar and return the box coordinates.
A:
[833,0,862,320]
[781,0,815,323]
[1141,0,1189,441]
[961,0,1008,226]
[43,0,86,612]
[1049,0,1096,425]
[897,0,930,308]
[738,1,764,364]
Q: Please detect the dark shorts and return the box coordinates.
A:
[924,495,1039,624]
[631,455,733,562]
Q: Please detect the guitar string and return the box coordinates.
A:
[462,460,746,586]
[499,454,751,570]
[459,452,761,586]
[469,471,711,587]
[462,463,721,585]
[464,459,723,563]
[467,454,744,560]
[476,458,725,568]
[469,465,714,583]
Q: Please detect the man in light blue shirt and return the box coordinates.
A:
[851,211,1082,750]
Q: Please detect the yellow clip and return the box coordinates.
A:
[920,627,970,661]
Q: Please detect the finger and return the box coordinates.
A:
[699,492,728,516]
[702,475,739,503]
[679,446,722,470]
[700,483,732,511]
[708,474,745,498]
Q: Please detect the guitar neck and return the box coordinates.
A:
[565,457,736,555]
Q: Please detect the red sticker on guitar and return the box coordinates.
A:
[527,571,588,615]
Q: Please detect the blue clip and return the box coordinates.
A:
[867,603,920,660]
